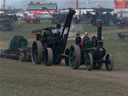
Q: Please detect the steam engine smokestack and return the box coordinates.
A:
[97,19,103,41]
[97,19,103,47]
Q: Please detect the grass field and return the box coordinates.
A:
[0,20,128,96]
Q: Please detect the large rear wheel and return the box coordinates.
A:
[69,44,81,69]
[105,53,114,71]
[44,48,53,66]
[31,41,43,64]
[85,53,93,71]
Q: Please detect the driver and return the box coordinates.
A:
[83,32,90,41]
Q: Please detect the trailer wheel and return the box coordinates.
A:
[19,53,25,62]
[105,54,114,71]
[85,53,93,71]
[44,48,53,66]
[69,44,81,69]
[31,41,43,64]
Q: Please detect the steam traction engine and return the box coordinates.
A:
[31,8,75,66]
[69,20,114,71]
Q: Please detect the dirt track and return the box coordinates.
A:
[60,60,128,87]
[0,58,128,96]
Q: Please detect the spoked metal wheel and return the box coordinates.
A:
[31,41,43,64]
[69,44,81,69]
[105,53,114,71]
[85,53,93,71]
[44,48,53,66]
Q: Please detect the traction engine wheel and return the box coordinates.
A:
[69,44,81,69]
[85,53,93,71]
[44,48,53,66]
[105,53,114,71]
[31,41,43,64]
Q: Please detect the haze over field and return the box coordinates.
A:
[0,0,114,9]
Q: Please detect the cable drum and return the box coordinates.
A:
[8,36,28,50]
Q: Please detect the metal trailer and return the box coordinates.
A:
[0,36,31,62]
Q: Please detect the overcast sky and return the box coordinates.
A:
[0,0,114,9]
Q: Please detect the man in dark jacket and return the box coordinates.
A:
[75,33,81,45]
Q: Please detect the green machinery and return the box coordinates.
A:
[0,36,31,62]
[68,21,114,71]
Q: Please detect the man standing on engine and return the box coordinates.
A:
[83,32,90,41]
